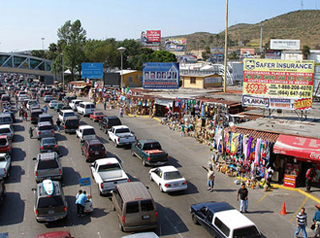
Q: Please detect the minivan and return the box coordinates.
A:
[77,102,96,116]
[112,182,158,232]
[64,116,80,134]
[30,108,43,124]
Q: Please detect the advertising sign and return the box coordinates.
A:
[142,62,179,89]
[210,47,224,63]
[141,30,161,46]
[265,50,282,59]
[79,177,91,186]
[270,39,300,50]
[283,174,296,188]
[82,63,103,79]
[242,59,315,110]
[165,38,186,52]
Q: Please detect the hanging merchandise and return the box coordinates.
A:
[230,133,240,156]
[237,134,243,158]
[247,137,253,160]
[243,135,249,161]
[254,139,261,165]
[249,138,257,162]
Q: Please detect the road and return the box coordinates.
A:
[0,99,316,238]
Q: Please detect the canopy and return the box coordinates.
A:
[273,135,320,161]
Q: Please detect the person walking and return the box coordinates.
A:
[56,118,61,131]
[75,190,87,217]
[202,164,215,192]
[294,207,308,238]
[306,167,315,193]
[103,100,107,110]
[19,107,23,121]
[237,183,249,213]
[119,107,123,118]
[23,110,28,121]
[313,204,320,237]
[43,105,48,114]
[28,126,34,139]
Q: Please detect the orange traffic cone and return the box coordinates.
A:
[280,201,287,215]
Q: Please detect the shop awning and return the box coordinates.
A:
[155,98,173,108]
[273,135,320,161]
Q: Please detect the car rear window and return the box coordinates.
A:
[2,117,12,123]
[38,159,58,170]
[98,163,121,172]
[65,120,79,126]
[39,117,53,123]
[233,226,261,238]
[64,112,75,118]
[42,138,56,145]
[31,112,42,117]
[0,138,8,146]
[126,201,139,214]
[109,119,121,126]
[89,144,105,152]
[38,196,64,208]
[39,125,53,131]
[83,129,95,135]
[0,128,10,133]
[141,200,154,211]
[164,171,182,180]
[116,128,130,133]
[143,142,161,150]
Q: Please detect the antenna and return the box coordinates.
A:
[301,0,304,9]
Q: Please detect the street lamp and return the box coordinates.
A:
[117,46,126,88]
[223,0,229,93]
[61,53,64,91]
[41,38,45,50]
[0,42,1,52]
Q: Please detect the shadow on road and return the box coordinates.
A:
[169,156,182,168]
[11,148,26,161]
[61,167,81,187]
[247,210,274,214]
[0,192,24,225]
[13,125,25,132]
[90,207,109,218]
[97,136,109,144]
[13,134,24,143]
[56,133,67,142]
[169,180,199,196]
[6,165,24,183]
[58,145,69,157]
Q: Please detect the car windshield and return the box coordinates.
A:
[64,112,75,117]
[38,196,64,208]
[83,129,95,135]
[116,128,130,133]
[38,159,58,170]
[0,138,8,146]
[164,171,182,180]
[233,226,261,238]
[98,163,121,172]
[89,144,105,152]
[143,142,161,150]
[42,138,56,145]
[0,128,10,133]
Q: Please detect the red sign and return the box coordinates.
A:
[283,174,296,188]
[294,98,313,110]
[274,135,320,161]
[146,30,161,42]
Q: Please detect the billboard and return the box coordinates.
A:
[210,47,224,63]
[81,63,103,79]
[265,50,282,59]
[165,38,186,52]
[141,30,161,46]
[242,59,315,110]
[270,39,300,50]
[142,62,179,89]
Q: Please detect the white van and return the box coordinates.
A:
[77,102,96,116]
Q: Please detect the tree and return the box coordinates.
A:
[229,51,239,60]
[30,50,46,59]
[301,45,310,60]
[57,20,87,81]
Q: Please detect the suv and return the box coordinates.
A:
[69,99,83,111]
[32,179,68,222]
[77,102,96,116]
[64,116,79,134]
[27,100,40,110]
[0,135,12,154]
[99,116,122,134]
[30,108,43,124]
[81,139,107,162]
[33,152,62,182]
[40,137,58,153]
[38,114,54,126]
[36,122,55,140]
[76,125,96,142]
[58,110,76,124]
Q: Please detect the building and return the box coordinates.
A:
[181,73,222,89]
[115,70,143,87]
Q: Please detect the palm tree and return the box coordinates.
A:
[301,45,310,60]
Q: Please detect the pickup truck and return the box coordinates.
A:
[131,140,169,166]
[0,153,11,178]
[108,125,136,147]
[90,158,129,195]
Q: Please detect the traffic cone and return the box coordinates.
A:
[280,201,287,215]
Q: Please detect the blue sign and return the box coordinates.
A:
[142,62,179,89]
[0,233,8,238]
[82,63,103,79]
[79,177,91,186]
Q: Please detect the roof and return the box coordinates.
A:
[79,125,94,129]
[115,70,138,75]
[215,209,256,230]
[80,101,95,105]
[112,125,129,129]
[38,180,62,196]
[117,182,152,202]
[157,165,178,173]
[38,114,52,118]
[95,157,119,165]
[180,73,220,78]
[86,139,103,145]
[226,126,279,143]
[39,152,58,160]
[36,231,71,238]
[37,121,53,126]
[61,110,74,113]
[0,124,11,128]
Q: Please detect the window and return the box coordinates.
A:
[126,201,139,213]
[114,189,123,211]
[190,77,196,84]
[141,200,154,211]
[214,217,230,237]
[128,77,133,83]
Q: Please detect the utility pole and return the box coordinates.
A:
[260,23,264,54]
[223,0,229,93]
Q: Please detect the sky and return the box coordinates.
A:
[0,0,319,52]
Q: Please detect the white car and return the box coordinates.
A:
[0,125,14,140]
[69,99,83,111]
[76,125,96,142]
[48,100,59,109]
[149,166,187,193]
[26,100,39,110]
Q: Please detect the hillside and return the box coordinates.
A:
[164,10,320,51]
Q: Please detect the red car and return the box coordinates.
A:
[0,135,11,155]
[90,111,104,122]
[36,231,74,238]
[81,139,107,162]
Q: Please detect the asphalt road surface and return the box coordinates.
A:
[0,99,315,238]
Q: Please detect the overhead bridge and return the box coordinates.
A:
[0,53,53,76]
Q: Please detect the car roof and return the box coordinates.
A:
[157,166,178,172]
[37,180,62,197]
[112,125,129,129]
[79,125,94,129]
[214,209,257,230]
[95,157,119,165]
[38,121,53,126]
[117,182,152,202]
[72,99,82,102]
[61,110,74,113]
[138,140,159,144]
[31,108,43,112]
[0,114,11,118]
[65,116,78,120]
[0,124,11,129]
[36,231,71,238]
[121,232,159,238]
[80,101,94,105]
[39,114,52,118]
[103,116,120,120]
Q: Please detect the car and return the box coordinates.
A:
[44,95,53,102]
[58,110,76,124]
[48,100,59,109]
[38,114,54,126]
[81,139,107,162]
[27,100,40,110]
[0,153,11,178]
[121,232,159,238]
[0,114,13,126]
[32,179,67,222]
[149,166,187,193]
[3,110,16,123]
[54,102,64,112]
[90,111,104,122]
[190,202,262,238]
[36,231,74,238]
[76,125,96,142]
[40,137,58,153]
[99,116,122,134]
[0,135,12,155]
[30,108,43,124]
[69,99,83,111]
[61,105,72,111]
[108,125,136,147]
[0,124,14,140]
[64,116,80,134]
[33,152,62,182]
[36,122,55,140]
[0,178,5,206]
[77,102,96,116]
[1,94,10,102]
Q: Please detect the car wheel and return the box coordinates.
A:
[149,174,153,181]
[131,151,135,157]
[192,213,199,225]
[142,160,146,166]
[160,185,164,193]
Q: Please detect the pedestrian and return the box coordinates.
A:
[294,207,308,238]
[75,190,87,217]
[43,105,48,114]
[23,110,28,121]
[18,107,23,121]
[313,204,320,237]
[103,100,107,110]
[180,123,185,137]
[56,118,61,131]
[202,164,215,192]
[306,167,315,193]
[237,183,249,213]
[28,126,33,139]
[119,107,123,118]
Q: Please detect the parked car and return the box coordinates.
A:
[76,125,96,142]
[0,114,13,126]
[32,179,67,222]
[58,110,76,124]
[99,116,122,133]
[90,111,104,122]
[54,103,64,112]
[0,135,12,154]
[3,111,16,123]
[131,140,169,166]
[81,139,107,162]
[121,232,159,238]
[38,114,54,125]
[48,100,59,109]
[90,157,129,195]
[35,122,55,140]
[108,125,136,147]
[44,95,54,103]
[26,100,40,110]
[69,99,83,111]
[33,152,62,182]
[77,102,96,116]
[0,125,14,140]
[30,108,43,124]
[190,202,262,238]
[0,153,11,178]
[40,137,58,153]
[64,116,79,134]
[37,231,74,238]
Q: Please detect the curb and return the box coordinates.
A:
[127,114,162,122]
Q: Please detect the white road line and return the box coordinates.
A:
[164,215,184,238]
[97,232,102,238]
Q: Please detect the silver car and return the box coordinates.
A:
[33,152,62,182]
[36,122,55,139]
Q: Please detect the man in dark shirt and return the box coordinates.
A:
[237,183,249,213]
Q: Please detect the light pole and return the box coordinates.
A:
[260,22,264,54]
[117,46,126,88]
[41,38,45,50]
[61,53,64,91]
[0,42,1,52]
[223,0,229,93]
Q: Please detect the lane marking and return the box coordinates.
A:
[163,215,184,238]
[97,232,102,238]
[290,197,308,222]
[254,192,270,205]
